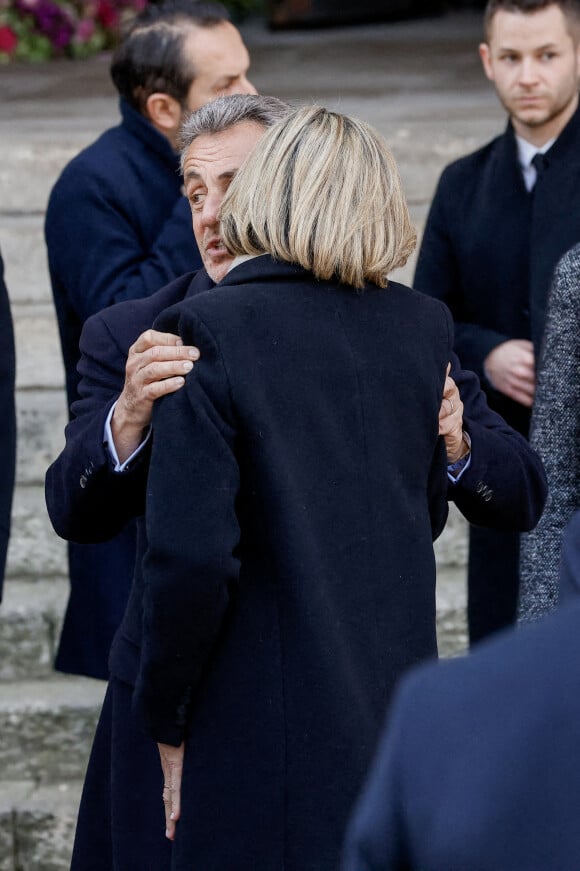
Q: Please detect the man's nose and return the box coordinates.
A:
[201,194,221,227]
[519,57,539,85]
[239,76,258,96]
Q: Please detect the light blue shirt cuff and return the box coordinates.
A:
[447,432,472,484]
[104,401,152,472]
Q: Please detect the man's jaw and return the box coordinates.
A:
[201,235,233,283]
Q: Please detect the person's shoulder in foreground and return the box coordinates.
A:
[343,510,580,871]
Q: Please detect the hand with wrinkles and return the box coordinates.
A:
[111,330,200,463]
[158,741,184,841]
[439,364,468,464]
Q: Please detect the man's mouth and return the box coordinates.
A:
[205,237,226,255]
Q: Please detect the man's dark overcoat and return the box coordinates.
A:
[46,258,547,871]
[133,255,534,871]
[0,251,16,599]
[343,510,580,871]
[45,99,202,678]
[414,105,580,642]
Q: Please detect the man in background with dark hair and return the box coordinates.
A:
[414,0,580,645]
[45,0,256,680]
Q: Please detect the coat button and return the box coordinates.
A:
[80,474,87,489]
[484,489,493,502]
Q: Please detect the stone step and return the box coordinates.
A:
[436,565,468,658]
[0,780,80,871]
[6,485,67,580]
[0,579,68,682]
[16,389,67,488]
[0,677,105,784]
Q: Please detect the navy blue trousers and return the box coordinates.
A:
[468,526,520,645]
[71,677,172,871]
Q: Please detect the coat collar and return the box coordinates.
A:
[185,268,216,297]
[119,98,181,172]
[504,99,580,172]
[217,254,312,289]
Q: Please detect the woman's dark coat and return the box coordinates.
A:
[134,256,453,871]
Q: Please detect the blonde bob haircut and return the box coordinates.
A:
[219,105,416,289]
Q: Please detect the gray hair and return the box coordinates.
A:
[179,94,293,172]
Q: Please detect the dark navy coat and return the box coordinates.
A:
[45,99,201,678]
[415,104,580,436]
[46,271,212,680]
[0,251,16,599]
[46,259,546,871]
[343,510,580,871]
[414,104,580,642]
[132,256,543,871]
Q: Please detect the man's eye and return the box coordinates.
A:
[189,193,206,208]
[540,51,556,61]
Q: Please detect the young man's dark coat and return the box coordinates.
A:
[0,251,16,599]
[343,510,580,871]
[414,104,580,641]
[45,98,202,678]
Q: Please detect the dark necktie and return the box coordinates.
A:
[531,152,547,187]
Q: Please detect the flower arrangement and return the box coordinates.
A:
[0,0,148,62]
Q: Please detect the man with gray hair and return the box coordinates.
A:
[46,0,257,681]
[45,94,292,871]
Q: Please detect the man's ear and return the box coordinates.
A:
[479,42,494,82]
[144,92,182,141]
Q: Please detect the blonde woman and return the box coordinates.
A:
[134,106,453,871]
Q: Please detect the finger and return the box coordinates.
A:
[139,376,188,402]
[507,385,535,407]
[162,786,174,837]
[140,359,195,384]
[140,344,200,363]
[130,330,185,354]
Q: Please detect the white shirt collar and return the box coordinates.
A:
[516,135,556,170]
[226,252,266,274]
[516,135,556,191]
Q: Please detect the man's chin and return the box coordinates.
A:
[202,252,233,283]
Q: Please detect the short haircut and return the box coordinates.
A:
[179,94,294,172]
[110,0,230,112]
[484,0,580,39]
[220,105,416,289]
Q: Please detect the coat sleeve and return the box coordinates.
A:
[414,171,509,380]
[45,162,199,323]
[0,253,16,599]
[45,311,150,543]
[519,257,580,617]
[134,311,241,747]
[448,353,547,530]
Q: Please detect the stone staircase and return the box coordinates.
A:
[0,14,501,868]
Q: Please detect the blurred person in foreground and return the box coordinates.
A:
[0,249,15,600]
[133,105,519,871]
[343,509,580,871]
[45,0,256,680]
[519,243,580,620]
